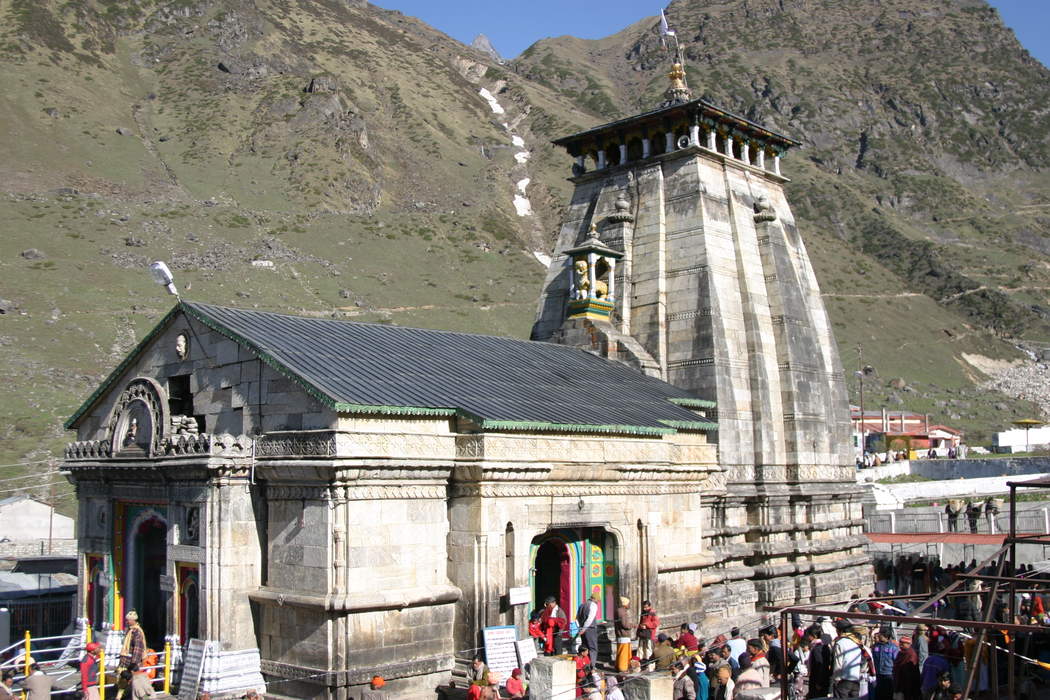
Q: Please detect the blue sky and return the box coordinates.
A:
[371,0,1048,66]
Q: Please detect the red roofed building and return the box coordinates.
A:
[850,407,963,456]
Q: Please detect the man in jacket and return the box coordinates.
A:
[653,634,676,671]
[805,625,832,699]
[539,597,567,655]
[575,593,601,662]
[21,664,52,700]
[870,629,898,700]
[80,643,102,700]
[832,622,871,698]
[672,661,697,700]
[636,600,659,662]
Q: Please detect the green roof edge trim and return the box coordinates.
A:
[657,419,719,432]
[332,403,457,417]
[64,305,183,430]
[669,397,717,409]
[477,420,675,436]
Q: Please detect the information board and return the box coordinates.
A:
[514,637,537,669]
[482,625,519,685]
[177,639,210,700]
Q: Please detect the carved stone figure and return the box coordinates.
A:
[175,333,189,359]
[753,194,777,223]
[574,259,591,299]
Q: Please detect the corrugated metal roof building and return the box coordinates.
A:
[62,300,720,698]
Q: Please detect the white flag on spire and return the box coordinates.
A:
[660,10,676,37]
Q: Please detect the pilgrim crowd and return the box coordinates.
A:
[457,556,1050,700]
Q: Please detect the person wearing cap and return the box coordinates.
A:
[575,592,601,663]
[614,596,633,672]
[636,600,660,662]
[892,636,921,700]
[539,597,568,655]
[362,675,387,700]
[81,643,102,700]
[912,624,929,671]
[653,633,676,671]
[118,610,147,699]
[505,668,526,699]
[605,674,625,700]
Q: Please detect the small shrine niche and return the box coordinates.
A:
[565,227,623,322]
[108,378,166,457]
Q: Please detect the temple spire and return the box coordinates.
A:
[659,13,690,107]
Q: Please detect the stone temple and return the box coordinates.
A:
[532,61,871,617]
[61,61,869,700]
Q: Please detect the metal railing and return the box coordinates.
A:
[0,626,177,697]
[866,508,1050,534]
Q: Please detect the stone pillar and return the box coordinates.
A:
[665,132,674,153]
[575,155,585,173]
[608,258,616,300]
[725,134,735,159]
[642,138,651,158]
[528,657,575,700]
[742,142,751,165]
[588,252,598,298]
[622,674,674,700]
[773,154,781,175]
[619,143,628,164]
[756,149,766,170]
[689,124,700,147]
[706,130,717,151]
[597,150,607,169]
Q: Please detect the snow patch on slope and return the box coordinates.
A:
[479,88,505,115]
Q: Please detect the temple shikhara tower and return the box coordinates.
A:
[532,57,871,617]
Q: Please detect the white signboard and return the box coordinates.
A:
[177,639,210,700]
[508,586,531,606]
[482,625,519,685]
[515,637,537,669]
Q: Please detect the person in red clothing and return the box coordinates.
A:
[637,600,660,662]
[674,623,700,653]
[575,647,593,698]
[80,642,103,700]
[505,668,526,699]
[539,597,568,655]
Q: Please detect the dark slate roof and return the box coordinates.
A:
[67,301,716,436]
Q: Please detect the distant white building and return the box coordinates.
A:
[994,426,1050,453]
[0,496,74,541]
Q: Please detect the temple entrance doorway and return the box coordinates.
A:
[530,527,618,631]
[126,513,167,645]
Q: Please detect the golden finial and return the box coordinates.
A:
[661,47,691,106]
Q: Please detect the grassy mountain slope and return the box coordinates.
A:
[0,0,1048,487]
